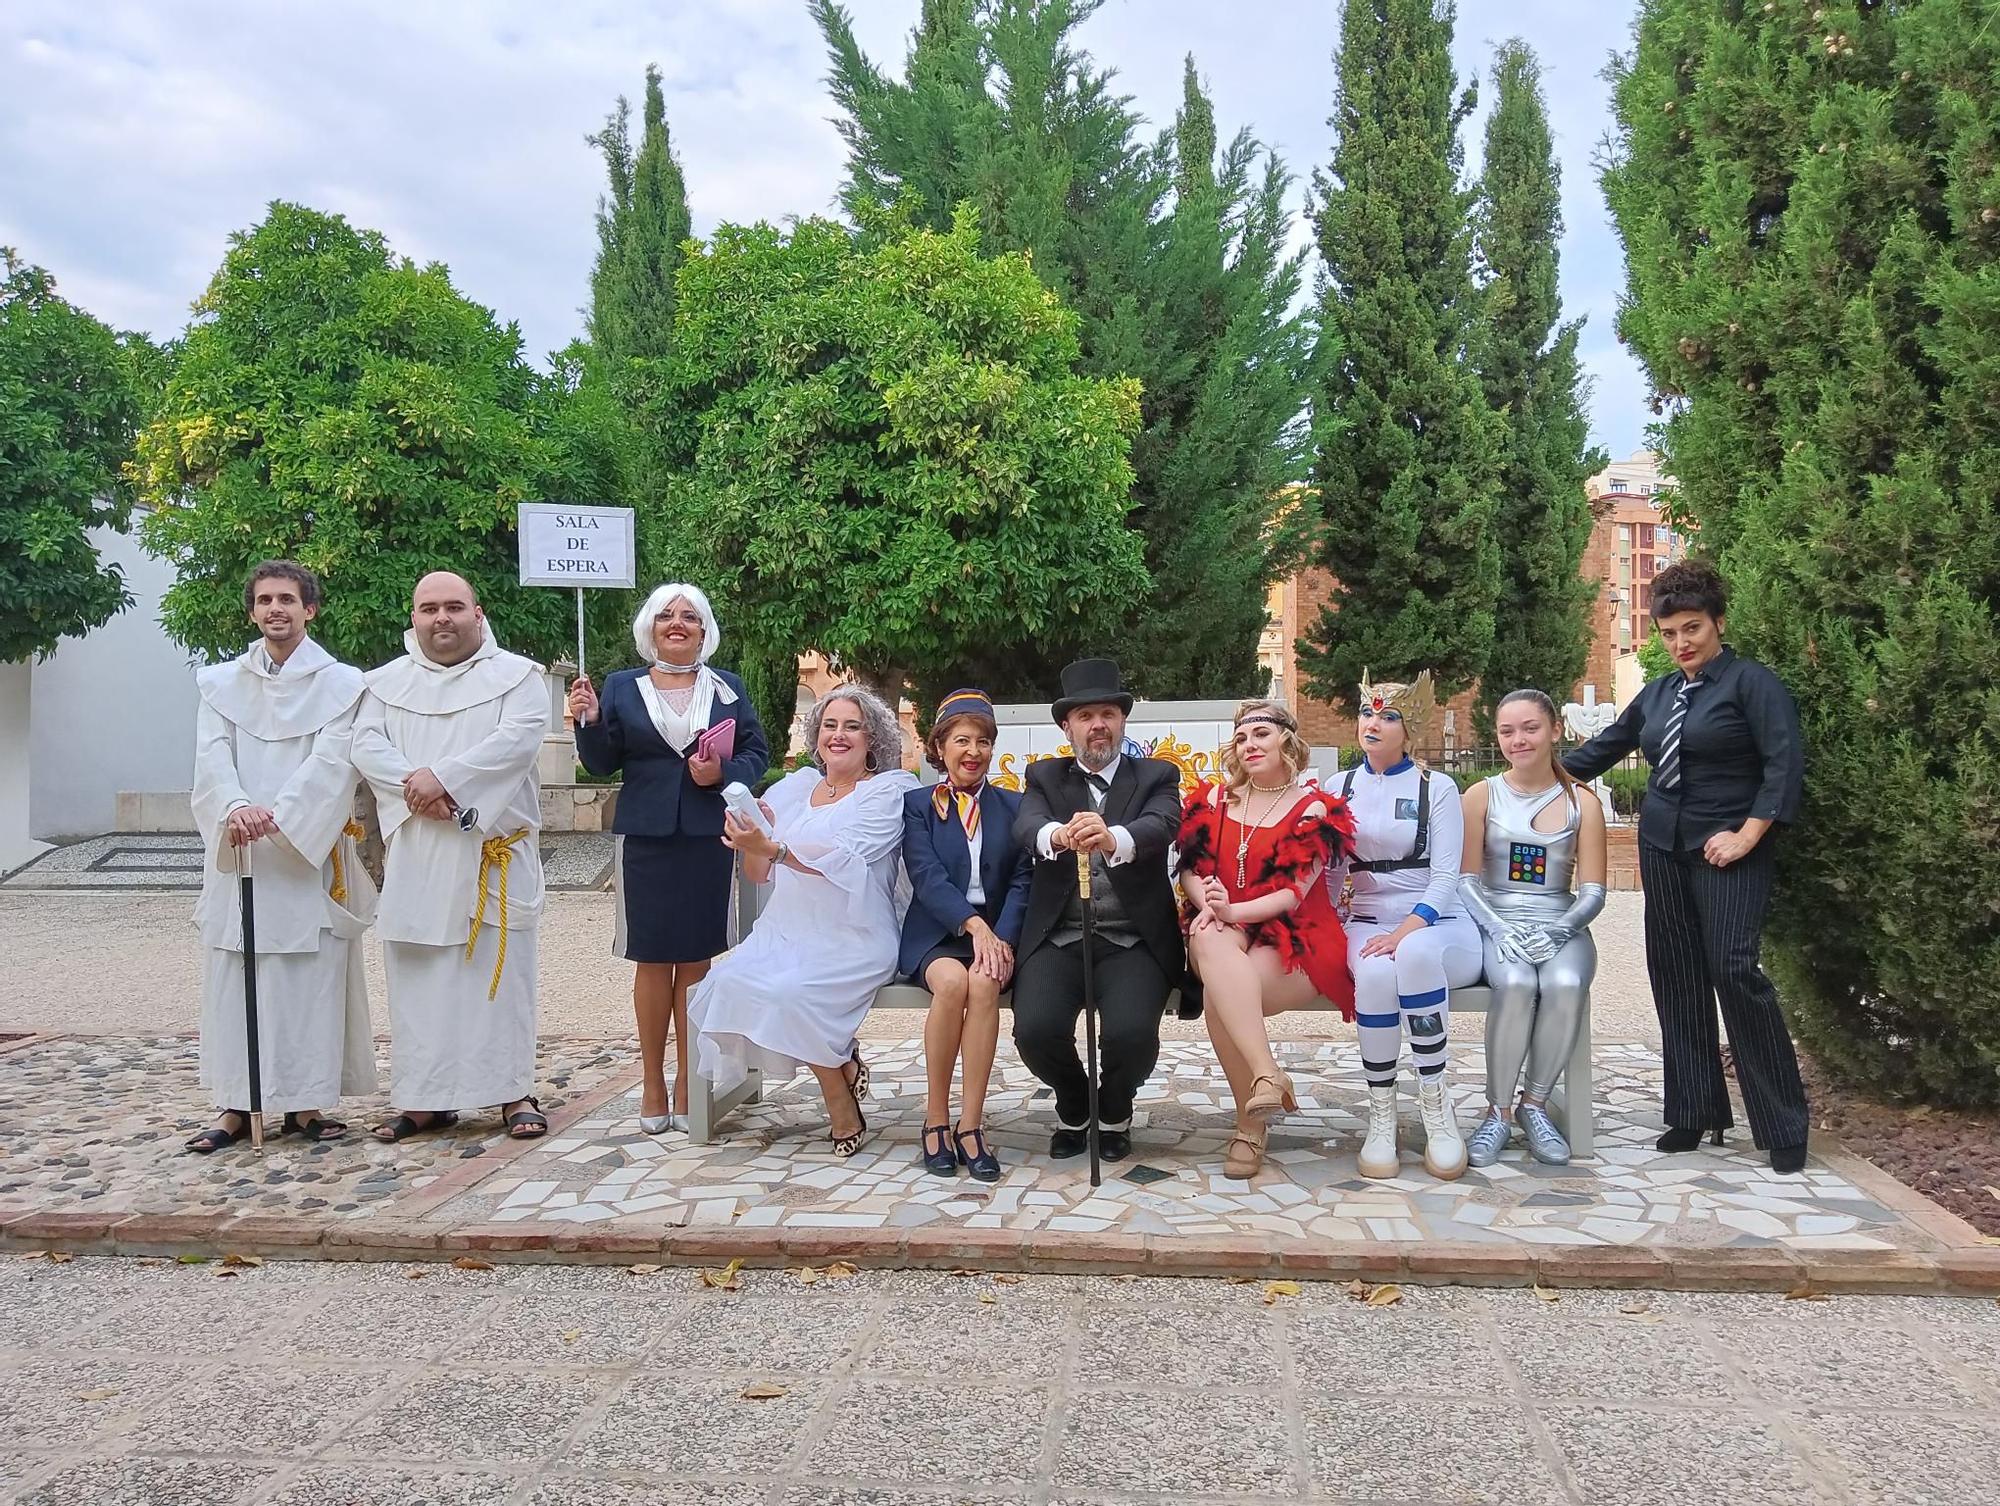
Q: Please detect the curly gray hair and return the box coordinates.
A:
[805,684,906,774]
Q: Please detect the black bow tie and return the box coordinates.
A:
[1081,769,1110,797]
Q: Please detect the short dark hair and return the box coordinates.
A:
[244,560,322,613]
[1651,559,1727,622]
[925,710,999,774]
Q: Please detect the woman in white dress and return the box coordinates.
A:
[689,684,916,1155]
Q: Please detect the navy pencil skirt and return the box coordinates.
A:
[612,832,734,964]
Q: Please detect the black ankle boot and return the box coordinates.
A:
[1656,1125,1725,1153]
[1769,1141,1808,1175]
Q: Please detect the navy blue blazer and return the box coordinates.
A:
[574,667,770,838]
[898,782,1032,980]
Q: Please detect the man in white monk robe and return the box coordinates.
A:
[352,571,551,1142]
[187,561,376,1153]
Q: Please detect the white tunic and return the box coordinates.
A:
[690,767,917,1095]
[351,627,550,1107]
[1331,757,1466,924]
[191,637,376,1110]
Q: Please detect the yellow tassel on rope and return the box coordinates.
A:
[328,819,367,905]
[467,828,529,1000]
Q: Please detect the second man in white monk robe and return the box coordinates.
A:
[352,571,552,1142]
[186,561,377,1153]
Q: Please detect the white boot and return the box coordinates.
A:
[1417,1074,1467,1181]
[1358,1083,1400,1179]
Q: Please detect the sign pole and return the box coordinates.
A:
[576,586,586,683]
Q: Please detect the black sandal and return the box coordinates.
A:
[282,1112,348,1142]
[373,1110,458,1143]
[502,1098,548,1139]
[186,1112,250,1155]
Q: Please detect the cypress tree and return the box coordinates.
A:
[588,65,690,368]
[1604,0,2000,1105]
[1473,40,1604,730]
[1303,0,1505,709]
[814,0,1314,701]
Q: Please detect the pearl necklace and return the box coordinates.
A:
[1234,779,1294,889]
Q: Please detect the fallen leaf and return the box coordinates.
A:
[1229,1275,1261,1286]
[219,1253,263,1269]
[1112,1273,1138,1283]
[979,1291,998,1304]
[948,1267,980,1277]
[1262,1280,1302,1306]
[1532,1286,1560,1304]
[76,1388,120,1402]
[561,1329,582,1343]
[1907,1104,1934,1120]
[405,1268,429,1281]
[992,1273,1024,1286]
[1785,1283,1831,1302]
[1979,1235,2000,1247]
[175,1254,209,1265]
[1617,1301,1653,1316]
[739,1383,788,1400]
[1985,1186,2000,1204]
[1364,1283,1403,1308]
[451,1257,495,1272]
[700,1257,745,1291]
[214,1268,239,1279]
[14,1251,49,1262]
[824,1261,859,1279]
[627,1263,662,1275]
[135,1257,167,1268]
[46,1251,75,1265]
[793,1266,822,1285]
[1344,1279,1368,1298]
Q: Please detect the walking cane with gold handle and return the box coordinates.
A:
[1075,849,1101,1188]
[240,841,266,1151]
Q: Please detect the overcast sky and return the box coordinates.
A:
[1,0,1652,458]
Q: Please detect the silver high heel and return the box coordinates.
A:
[638,1113,686,1135]
[1517,1101,1570,1165]
[1465,1106,1512,1168]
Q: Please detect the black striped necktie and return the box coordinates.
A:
[1658,678,1694,789]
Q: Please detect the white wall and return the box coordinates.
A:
[29,524,201,841]
[0,660,45,872]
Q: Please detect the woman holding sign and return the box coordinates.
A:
[571,583,769,1134]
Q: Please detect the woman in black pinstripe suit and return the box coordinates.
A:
[1565,561,1809,1175]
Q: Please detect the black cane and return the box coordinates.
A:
[240,844,265,1152]
[1075,850,1101,1188]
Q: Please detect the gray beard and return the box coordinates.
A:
[1076,745,1117,774]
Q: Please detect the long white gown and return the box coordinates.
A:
[690,766,917,1094]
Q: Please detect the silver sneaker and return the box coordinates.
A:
[1517,1101,1571,1165]
[1466,1107,1512,1168]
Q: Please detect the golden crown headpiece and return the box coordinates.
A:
[1357,669,1436,744]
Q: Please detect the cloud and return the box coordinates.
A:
[1,0,1651,451]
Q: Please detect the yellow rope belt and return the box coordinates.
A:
[467,828,530,1001]
[328,820,367,905]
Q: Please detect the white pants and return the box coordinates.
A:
[1347,913,1482,1086]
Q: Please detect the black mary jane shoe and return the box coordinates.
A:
[186,1112,251,1155]
[954,1126,1002,1183]
[921,1124,958,1177]
[282,1112,348,1143]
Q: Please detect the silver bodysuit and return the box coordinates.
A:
[1460,776,1603,1119]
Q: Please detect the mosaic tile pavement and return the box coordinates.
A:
[443,1040,1940,1254]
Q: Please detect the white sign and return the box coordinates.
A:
[517,503,636,588]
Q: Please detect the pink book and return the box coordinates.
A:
[695,717,736,764]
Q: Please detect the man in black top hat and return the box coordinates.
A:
[1010,659,1185,1160]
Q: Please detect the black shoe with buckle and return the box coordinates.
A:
[920,1123,958,1176]
[954,1126,1002,1182]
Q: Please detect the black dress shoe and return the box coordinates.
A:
[1050,1125,1089,1158]
[1656,1125,1725,1153]
[1099,1129,1132,1162]
[1769,1141,1808,1175]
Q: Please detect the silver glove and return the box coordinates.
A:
[1548,882,1607,937]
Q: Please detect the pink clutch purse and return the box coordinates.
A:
[695,718,736,763]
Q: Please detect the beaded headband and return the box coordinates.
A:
[1234,712,1293,731]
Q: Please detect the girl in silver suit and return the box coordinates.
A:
[1458,689,1608,1165]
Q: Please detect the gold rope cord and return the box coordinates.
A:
[466,828,531,1000]
[328,819,367,905]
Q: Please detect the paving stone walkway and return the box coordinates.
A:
[1,832,616,891]
[4,1255,1998,1505]
[3,1032,1990,1292]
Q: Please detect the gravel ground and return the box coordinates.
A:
[2,889,1663,1044]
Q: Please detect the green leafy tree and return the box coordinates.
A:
[1635,626,1673,683]
[635,206,1147,706]
[815,0,1314,697]
[1604,0,2000,1105]
[587,65,692,368]
[136,202,619,669]
[1303,0,1506,710]
[0,250,145,661]
[1473,41,1605,728]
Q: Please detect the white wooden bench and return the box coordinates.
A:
[686,868,1593,1157]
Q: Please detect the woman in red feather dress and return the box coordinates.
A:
[1178,700,1356,1179]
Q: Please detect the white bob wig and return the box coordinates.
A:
[631,582,721,666]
